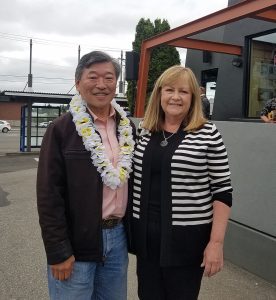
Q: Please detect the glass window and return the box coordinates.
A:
[21,105,61,149]
[201,68,218,117]
[248,33,276,117]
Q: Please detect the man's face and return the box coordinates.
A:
[76,62,117,114]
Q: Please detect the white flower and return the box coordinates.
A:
[69,94,135,190]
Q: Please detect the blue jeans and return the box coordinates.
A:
[47,223,128,300]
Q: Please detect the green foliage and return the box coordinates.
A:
[132,18,154,52]
[126,18,180,114]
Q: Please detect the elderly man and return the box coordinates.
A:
[37,51,135,300]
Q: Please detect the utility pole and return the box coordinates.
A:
[28,39,33,90]
[119,50,124,94]
[26,38,33,152]
[78,45,81,63]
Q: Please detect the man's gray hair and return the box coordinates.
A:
[75,51,121,81]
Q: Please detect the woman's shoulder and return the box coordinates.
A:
[137,120,152,137]
[189,121,216,134]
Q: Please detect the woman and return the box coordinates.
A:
[129,66,233,299]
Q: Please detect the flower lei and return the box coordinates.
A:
[69,94,135,190]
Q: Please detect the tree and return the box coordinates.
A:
[127,18,180,114]
[127,18,154,115]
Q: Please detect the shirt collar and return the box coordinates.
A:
[87,104,116,122]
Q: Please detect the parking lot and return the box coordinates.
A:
[0,128,21,154]
[0,127,49,155]
[0,131,276,299]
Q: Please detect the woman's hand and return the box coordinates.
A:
[201,241,223,277]
[50,255,75,281]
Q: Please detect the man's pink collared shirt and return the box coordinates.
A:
[87,106,128,219]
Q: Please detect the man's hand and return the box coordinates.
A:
[201,241,223,277]
[50,255,75,281]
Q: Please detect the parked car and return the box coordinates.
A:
[38,121,52,128]
[0,120,11,133]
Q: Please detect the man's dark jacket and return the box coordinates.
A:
[37,111,135,265]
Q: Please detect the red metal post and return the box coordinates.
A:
[168,38,242,56]
[135,43,151,118]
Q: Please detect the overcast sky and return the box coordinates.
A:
[0,0,228,94]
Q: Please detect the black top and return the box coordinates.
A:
[147,131,180,260]
[129,122,233,267]
[148,131,179,220]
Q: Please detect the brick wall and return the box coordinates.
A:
[0,102,25,122]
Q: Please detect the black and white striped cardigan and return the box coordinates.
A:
[132,122,232,226]
[128,122,233,265]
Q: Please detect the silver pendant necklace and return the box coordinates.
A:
[160,130,175,147]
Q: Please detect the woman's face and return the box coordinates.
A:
[160,79,192,122]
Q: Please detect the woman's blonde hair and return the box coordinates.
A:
[142,65,206,132]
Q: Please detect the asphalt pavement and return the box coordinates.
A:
[0,134,276,299]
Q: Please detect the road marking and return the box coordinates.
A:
[34,158,39,162]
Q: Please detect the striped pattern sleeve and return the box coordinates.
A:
[171,124,214,225]
[207,123,232,206]
[132,133,151,219]
[170,123,232,226]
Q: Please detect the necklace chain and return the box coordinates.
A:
[160,130,175,147]
[162,130,175,141]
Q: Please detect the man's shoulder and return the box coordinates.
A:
[45,112,74,139]
[51,112,73,127]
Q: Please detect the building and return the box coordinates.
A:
[0,91,129,126]
[186,0,276,120]
[0,91,73,127]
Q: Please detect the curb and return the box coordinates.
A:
[0,151,40,157]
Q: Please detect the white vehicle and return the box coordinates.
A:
[39,121,52,128]
[0,120,11,133]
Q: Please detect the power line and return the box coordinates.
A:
[0,74,27,78]
[0,79,27,83]
[0,78,72,84]
[0,55,74,68]
[0,33,28,43]
[0,31,131,52]
[36,76,73,80]
[67,84,76,94]
[32,81,73,85]
[0,74,74,80]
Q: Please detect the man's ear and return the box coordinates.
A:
[75,80,79,91]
